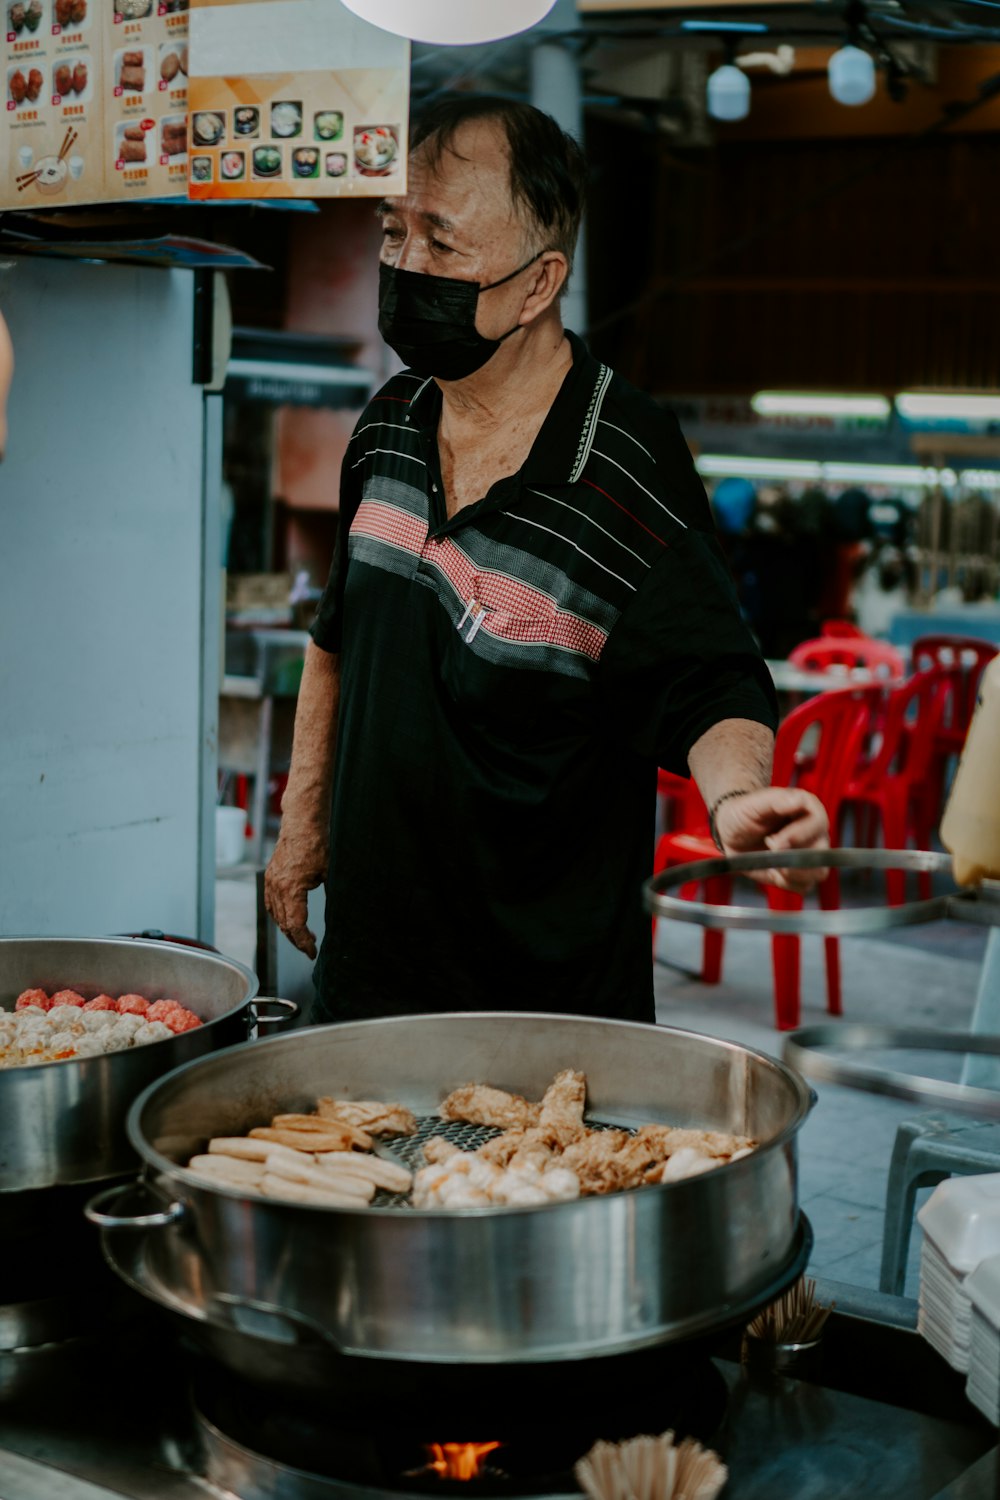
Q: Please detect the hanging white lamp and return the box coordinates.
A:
[339,0,558,46]
[828,46,876,106]
[706,63,750,122]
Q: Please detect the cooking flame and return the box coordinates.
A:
[423,1441,502,1480]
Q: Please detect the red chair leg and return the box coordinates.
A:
[817,870,842,1017]
[766,888,804,1031]
[880,787,909,907]
[700,875,731,983]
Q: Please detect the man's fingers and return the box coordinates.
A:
[284,924,317,959]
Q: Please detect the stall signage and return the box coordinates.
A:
[187,0,408,201]
[1,0,189,209]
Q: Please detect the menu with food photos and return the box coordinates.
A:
[186,0,407,200]
[1,0,189,208]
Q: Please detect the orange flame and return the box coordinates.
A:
[424,1441,502,1481]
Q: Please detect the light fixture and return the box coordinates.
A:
[706,63,750,122]
[696,456,965,489]
[697,456,822,481]
[896,393,1000,422]
[751,392,891,419]
[828,45,876,106]
[961,470,1000,491]
[338,0,557,45]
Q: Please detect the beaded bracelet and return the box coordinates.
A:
[707,788,756,853]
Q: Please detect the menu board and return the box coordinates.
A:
[2,0,189,208]
[186,0,407,200]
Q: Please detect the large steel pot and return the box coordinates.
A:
[89,1012,814,1373]
[0,937,296,1197]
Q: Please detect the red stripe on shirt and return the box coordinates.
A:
[582,478,667,547]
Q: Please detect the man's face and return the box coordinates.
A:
[377,120,536,341]
[0,309,12,460]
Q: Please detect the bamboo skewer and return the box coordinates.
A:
[58,127,78,162]
[743,1275,833,1349]
[576,1431,728,1500]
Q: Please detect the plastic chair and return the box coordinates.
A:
[820,619,868,639]
[789,636,906,680]
[838,667,951,906]
[651,685,882,1029]
[910,635,998,826]
[880,931,1000,1295]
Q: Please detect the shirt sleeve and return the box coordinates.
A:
[596,529,778,775]
[309,423,364,655]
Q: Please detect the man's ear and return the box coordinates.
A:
[519,251,569,324]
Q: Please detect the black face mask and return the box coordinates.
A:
[377,252,542,382]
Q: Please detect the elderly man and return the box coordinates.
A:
[265,96,827,1025]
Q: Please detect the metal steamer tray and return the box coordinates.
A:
[645,847,1000,1119]
[89,1012,814,1376]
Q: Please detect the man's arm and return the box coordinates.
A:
[687,717,829,893]
[264,641,340,957]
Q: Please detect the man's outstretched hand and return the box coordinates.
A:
[264,826,327,959]
[713,788,830,892]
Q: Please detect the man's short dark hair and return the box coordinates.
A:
[410,95,587,273]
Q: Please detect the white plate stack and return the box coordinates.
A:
[965,1254,1000,1424]
[916,1173,1000,1382]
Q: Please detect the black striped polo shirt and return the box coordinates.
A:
[311,332,776,1024]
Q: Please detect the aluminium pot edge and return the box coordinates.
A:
[103,1011,814,1366]
[0,936,265,1196]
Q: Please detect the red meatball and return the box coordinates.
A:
[83,994,117,1011]
[160,1009,200,1033]
[15,988,51,1011]
[146,999,182,1023]
[50,990,86,1008]
[116,993,149,1014]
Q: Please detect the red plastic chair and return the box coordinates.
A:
[821,620,868,639]
[838,668,951,906]
[651,686,883,1030]
[789,637,906,680]
[911,636,998,829]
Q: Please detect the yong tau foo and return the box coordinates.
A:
[0,988,202,1066]
[181,1070,756,1211]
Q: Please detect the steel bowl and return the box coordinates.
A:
[0,936,296,1197]
[89,1012,813,1371]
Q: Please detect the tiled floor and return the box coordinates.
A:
[215,865,992,1301]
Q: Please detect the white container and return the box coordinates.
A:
[918,1173,1000,1273]
[965,1253,1000,1424]
[941,656,1000,887]
[215,805,247,867]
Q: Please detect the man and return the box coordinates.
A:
[266,96,827,1025]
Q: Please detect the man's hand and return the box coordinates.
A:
[264,826,327,958]
[713,787,830,893]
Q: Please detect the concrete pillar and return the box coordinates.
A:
[530,34,588,336]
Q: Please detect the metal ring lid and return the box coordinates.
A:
[643,848,1000,935]
[783,1024,1000,1120]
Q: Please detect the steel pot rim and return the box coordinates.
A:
[1,936,259,1080]
[125,1010,815,1220]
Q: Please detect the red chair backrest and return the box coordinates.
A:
[820,620,868,639]
[853,667,950,787]
[789,637,906,680]
[656,769,707,832]
[910,635,998,738]
[772,685,883,824]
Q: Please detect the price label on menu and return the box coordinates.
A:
[1,0,189,208]
[186,0,408,201]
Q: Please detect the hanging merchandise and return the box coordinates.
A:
[1,0,190,209]
[706,62,750,121]
[339,0,557,46]
[187,0,408,201]
[828,45,876,106]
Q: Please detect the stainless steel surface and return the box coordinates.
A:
[784,1025,1000,1120]
[85,1182,187,1231]
[0,938,295,1195]
[644,848,1000,934]
[100,1012,813,1366]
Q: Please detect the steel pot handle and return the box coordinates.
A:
[85,1179,187,1231]
[249,996,299,1032]
[210,1293,342,1353]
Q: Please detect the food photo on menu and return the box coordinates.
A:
[190,153,211,181]
[53,0,87,25]
[8,0,44,34]
[192,109,224,147]
[291,145,318,179]
[270,99,300,138]
[353,123,398,176]
[53,56,90,102]
[324,150,346,178]
[158,40,187,86]
[7,64,44,106]
[219,148,244,181]
[233,104,258,137]
[314,108,342,141]
[252,144,281,179]
[115,119,148,162]
[114,0,153,18]
[114,47,150,97]
[160,113,186,157]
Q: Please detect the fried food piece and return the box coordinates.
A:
[264,1153,374,1200]
[185,1154,264,1188]
[161,123,187,155]
[440,1084,541,1131]
[629,1125,755,1161]
[123,126,144,141]
[474,1130,524,1167]
[10,3,25,31]
[120,64,145,92]
[71,0,86,20]
[72,62,87,93]
[207,1136,276,1162]
[538,1069,588,1147]
[160,52,180,83]
[315,1151,412,1193]
[9,71,26,106]
[260,1174,365,1209]
[54,64,72,97]
[120,138,146,163]
[25,68,43,102]
[249,1123,373,1152]
[316,1097,418,1136]
[16,989,50,1010]
[122,50,144,66]
[423,1136,463,1165]
[559,1131,637,1194]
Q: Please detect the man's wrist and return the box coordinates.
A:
[707,788,756,852]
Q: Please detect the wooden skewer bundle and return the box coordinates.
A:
[59,127,78,162]
[575,1431,728,1500]
[744,1275,833,1347]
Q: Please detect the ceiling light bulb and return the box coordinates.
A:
[828,46,876,107]
[339,0,557,45]
[707,64,750,122]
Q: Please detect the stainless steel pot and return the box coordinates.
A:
[89,1012,814,1368]
[0,937,297,1196]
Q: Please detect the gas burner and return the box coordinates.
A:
[189,1351,729,1499]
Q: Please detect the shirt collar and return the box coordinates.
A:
[404,330,610,487]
